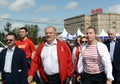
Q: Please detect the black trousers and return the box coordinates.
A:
[45,73,61,84]
[112,63,120,84]
[72,71,81,84]
[3,72,12,84]
[81,72,106,84]
[27,58,41,84]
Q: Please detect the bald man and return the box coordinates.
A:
[28,26,73,84]
[104,28,120,84]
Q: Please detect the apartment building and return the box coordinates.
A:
[64,13,120,35]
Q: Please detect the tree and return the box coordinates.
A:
[0,32,6,44]
[12,28,19,40]
[2,22,41,45]
[4,22,12,33]
[25,24,39,45]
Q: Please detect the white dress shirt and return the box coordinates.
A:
[4,46,15,73]
[41,39,59,75]
[110,38,116,61]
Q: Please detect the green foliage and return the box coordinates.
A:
[25,24,39,45]
[12,28,20,40]
[0,32,6,44]
[37,36,43,44]
[4,22,12,33]
[0,22,42,45]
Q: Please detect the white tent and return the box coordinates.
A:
[72,28,85,40]
[116,33,120,36]
[57,28,68,38]
[76,28,85,36]
[57,28,73,40]
[65,33,74,40]
[116,33,120,38]
[98,29,108,39]
[73,28,85,37]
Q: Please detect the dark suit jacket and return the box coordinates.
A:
[104,38,120,71]
[0,46,28,84]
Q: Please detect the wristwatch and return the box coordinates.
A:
[107,78,112,82]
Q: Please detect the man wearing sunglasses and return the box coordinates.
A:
[0,32,28,84]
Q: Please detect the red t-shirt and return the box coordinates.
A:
[16,38,35,59]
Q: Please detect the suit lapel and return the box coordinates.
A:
[107,40,110,52]
[114,38,119,54]
[2,49,7,70]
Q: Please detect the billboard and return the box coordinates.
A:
[91,8,103,14]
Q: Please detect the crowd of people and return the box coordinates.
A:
[0,26,119,84]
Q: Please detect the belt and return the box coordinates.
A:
[45,73,59,77]
[3,72,11,75]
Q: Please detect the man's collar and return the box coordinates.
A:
[45,39,57,46]
[7,46,15,51]
[110,38,116,42]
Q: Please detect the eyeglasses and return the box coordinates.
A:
[82,41,87,43]
[6,39,14,42]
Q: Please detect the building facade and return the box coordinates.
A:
[64,13,120,35]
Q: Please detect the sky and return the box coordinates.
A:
[0,0,120,36]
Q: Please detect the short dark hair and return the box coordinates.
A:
[20,27,28,32]
[7,32,17,39]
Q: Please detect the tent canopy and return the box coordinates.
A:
[116,33,120,38]
[71,28,85,40]
[65,33,74,40]
[97,29,108,39]
[116,33,120,36]
[98,29,108,37]
[97,29,120,39]
[76,28,85,36]
[58,28,68,38]
[57,28,73,40]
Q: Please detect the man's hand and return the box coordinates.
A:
[28,75,33,84]
[76,74,81,82]
[65,77,72,84]
[106,80,112,84]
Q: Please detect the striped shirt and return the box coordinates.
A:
[83,44,104,74]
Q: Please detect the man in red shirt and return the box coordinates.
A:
[16,27,40,84]
[16,27,35,59]
[28,26,73,84]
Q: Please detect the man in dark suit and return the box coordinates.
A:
[0,32,28,84]
[104,28,120,84]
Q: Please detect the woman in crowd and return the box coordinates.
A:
[81,36,88,45]
[77,27,114,84]
[72,35,82,84]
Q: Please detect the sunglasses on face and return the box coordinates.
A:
[82,41,87,43]
[6,39,14,42]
